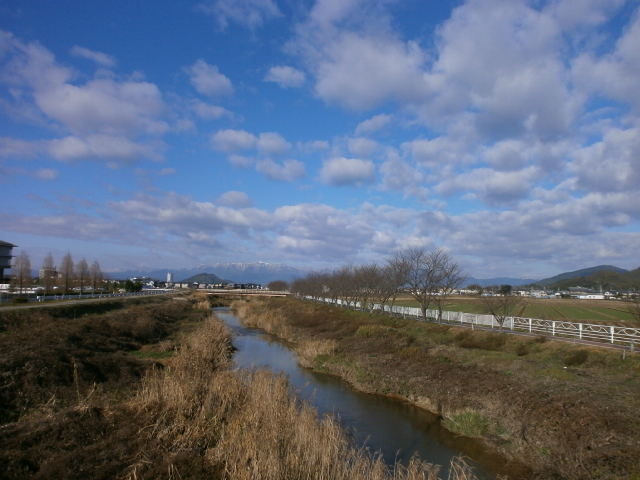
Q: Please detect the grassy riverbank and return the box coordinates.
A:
[0,293,480,479]
[233,296,640,480]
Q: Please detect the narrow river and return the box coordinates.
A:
[217,308,510,479]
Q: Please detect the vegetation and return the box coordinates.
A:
[234,296,640,480]
[0,293,480,480]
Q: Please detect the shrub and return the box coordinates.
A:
[444,410,490,438]
[563,349,589,366]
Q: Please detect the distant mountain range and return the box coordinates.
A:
[107,262,640,291]
[109,262,312,285]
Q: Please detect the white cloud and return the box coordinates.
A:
[347,137,378,158]
[437,167,539,206]
[191,99,231,119]
[187,59,234,97]
[0,31,169,164]
[256,158,306,181]
[198,0,281,30]
[265,66,306,88]
[274,202,374,259]
[569,126,640,193]
[314,33,427,110]
[217,190,253,208]
[210,129,257,152]
[355,113,392,134]
[257,132,291,156]
[47,134,162,163]
[571,13,640,110]
[34,168,58,180]
[70,45,116,67]
[319,157,375,186]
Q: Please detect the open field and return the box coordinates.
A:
[394,295,637,324]
[234,296,640,480]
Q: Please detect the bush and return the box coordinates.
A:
[563,349,589,366]
[12,297,29,304]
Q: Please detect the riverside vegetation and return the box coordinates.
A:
[0,293,479,479]
[233,296,640,480]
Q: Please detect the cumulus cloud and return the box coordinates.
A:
[314,33,427,110]
[217,190,253,208]
[257,132,291,156]
[319,157,375,186]
[210,129,257,152]
[265,66,306,88]
[70,45,116,67]
[0,30,169,164]
[187,59,234,97]
[47,134,162,162]
[197,0,281,30]
[190,99,231,119]
[355,113,392,134]
[256,158,306,181]
[571,13,640,109]
[274,203,374,259]
[437,166,539,206]
[347,137,378,158]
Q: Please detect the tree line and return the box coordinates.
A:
[9,250,142,295]
[291,247,466,322]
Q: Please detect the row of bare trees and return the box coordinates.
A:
[291,248,466,322]
[10,250,104,295]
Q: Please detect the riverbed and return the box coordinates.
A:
[217,307,510,479]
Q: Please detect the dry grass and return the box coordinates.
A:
[131,310,479,480]
[231,296,640,480]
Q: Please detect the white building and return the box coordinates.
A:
[167,272,173,284]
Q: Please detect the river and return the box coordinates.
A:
[217,307,511,479]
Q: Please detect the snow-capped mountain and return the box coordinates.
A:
[108,262,310,285]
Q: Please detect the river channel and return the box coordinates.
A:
[216,308,515,479]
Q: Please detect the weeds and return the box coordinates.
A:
[443,410,490,438]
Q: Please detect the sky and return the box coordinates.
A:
[1,0,639,280]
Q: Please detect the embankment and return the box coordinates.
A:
[233,296,640,480]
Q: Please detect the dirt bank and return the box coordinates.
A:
[233,296,640,480]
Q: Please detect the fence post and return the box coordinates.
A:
[552,321,556,336]
[529,318,532,333]
[610,326,615,344]
[579,323,582,340]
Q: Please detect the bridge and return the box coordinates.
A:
[201,288,290,297]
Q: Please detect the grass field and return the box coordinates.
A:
[396,295,637,324]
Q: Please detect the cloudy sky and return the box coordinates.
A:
[1,0,639,279]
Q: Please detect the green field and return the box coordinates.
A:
[395,296,637,324]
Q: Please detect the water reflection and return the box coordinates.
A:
[217,308,504,479]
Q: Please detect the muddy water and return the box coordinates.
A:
[217,308,511,479]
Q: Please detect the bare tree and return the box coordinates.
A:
[354,263,381,312]
[59,252,74,295]
[431,251,466,322]
[266,280,289,291]
[75,258,89,295]
[396,247,462,321]
[12,251,31,294]
[90,260,103,292]
[40,252,56,294]
[480,293,525,333]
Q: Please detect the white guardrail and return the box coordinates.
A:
[310,297,640,349]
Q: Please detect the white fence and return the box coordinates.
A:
[311,297,640,350]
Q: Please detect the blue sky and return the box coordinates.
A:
[1,0,639,279]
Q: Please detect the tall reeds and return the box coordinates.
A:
[131,312,477,480]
